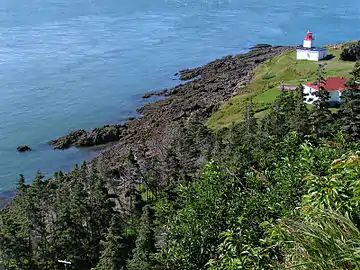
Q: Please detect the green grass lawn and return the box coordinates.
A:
[206,43,356,130]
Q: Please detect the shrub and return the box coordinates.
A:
[340,41,360,61]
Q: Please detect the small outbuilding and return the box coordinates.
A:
[303,77,348,104]
[296,31,327,61]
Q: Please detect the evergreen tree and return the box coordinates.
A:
[53,170,89,268]
[86,168,115,266]
[127,205,156,270]
[340,91,360,140]
[244,99,257,135]
[339,62,360,140]
[95,216,128,270]
[16,174,27,193]
[0,175,36,269]
[310,64,332,137]
[345,61,360,88]
[290,84,310,137]
[262,91,296,139]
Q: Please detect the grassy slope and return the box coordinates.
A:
[206,43,356,129]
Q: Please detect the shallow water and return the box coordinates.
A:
[0,0,359,191]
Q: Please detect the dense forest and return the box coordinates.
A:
[1,62,360,269]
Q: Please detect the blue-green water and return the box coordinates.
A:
[0,0,359,192]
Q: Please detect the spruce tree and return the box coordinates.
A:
[95,216,128,270]
[310,64,332,137]
[339,62,360,140]
[0,175,37,269]
[244,99,257,135]
[53,171,88,268]
[127,205,156,270]
[340,90,360,140]
[262,91,296,139]
[345,61,360,88]
[290,84,310,138]
[86,168,115,266]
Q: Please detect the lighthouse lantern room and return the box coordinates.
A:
[296,31,327,61]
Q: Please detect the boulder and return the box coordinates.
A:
[48,129,88,149]
[48,125,127,150]
[17,145,31,152]
[86,125,124,146]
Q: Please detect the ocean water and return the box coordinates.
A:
[0,0,359,192]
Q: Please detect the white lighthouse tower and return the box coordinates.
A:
[296,30,327,61]
[303,31,313,48]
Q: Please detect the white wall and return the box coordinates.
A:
[303,85,319,104]
[303,40,312,48]
[303,85,342,104]
[339,91,345,103]
[296,49,327,61]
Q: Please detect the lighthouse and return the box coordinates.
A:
[296,30,327,61]
[303,31,313,48]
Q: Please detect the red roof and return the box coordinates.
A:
[304,77,348,91]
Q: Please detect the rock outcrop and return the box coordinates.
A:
[92,46,293,176]
[17,145,31,152]
[48,125,127,150]
[142,89,169,99]
[48,46,293,176]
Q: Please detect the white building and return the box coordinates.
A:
[303,77,348,104]
[296,31,327,61]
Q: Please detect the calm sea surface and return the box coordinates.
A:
[0,0,359,191]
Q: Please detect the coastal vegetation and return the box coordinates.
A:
[207,43,355,129]
[1,43,360,269]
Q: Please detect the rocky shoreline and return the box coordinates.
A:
[48,46,292,177]
[3,46,293,209]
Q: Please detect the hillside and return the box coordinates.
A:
[207,42,356,129]
[2,42,360,269]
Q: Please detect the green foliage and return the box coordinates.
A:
[303,153,360,217]
[340,62,360,140]
[127,205,156,270]
[4,54,360,269]
[276,151,360,269]
[207,47,355,129]
[345,61,360,88]
[0,163,115,270]
[262,72,276,80]
[280,210,360,269]
[341,41,360,61]
[95,215,129,270]
[157,161,233,269]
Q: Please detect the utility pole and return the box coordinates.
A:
[58,259,72,269]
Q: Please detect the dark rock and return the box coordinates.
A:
[48,125,127,150]
[87,125,125,146]
[142,89,168,99]
[48,129,88,149]
[17,145,31,152]
[251,44,272,50]
[142,93,152,99]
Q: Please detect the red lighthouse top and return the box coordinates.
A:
[304,31,313,41]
